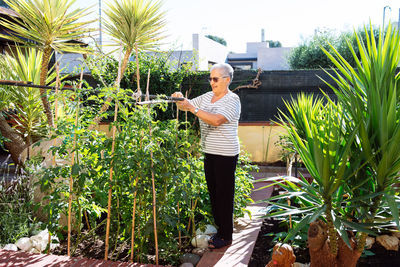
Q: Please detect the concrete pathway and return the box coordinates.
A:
[196,167,282,266]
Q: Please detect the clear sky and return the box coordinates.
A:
[75,0,400,53]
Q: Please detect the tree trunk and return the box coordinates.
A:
[40,47,54,128]
[0,115,26,165]
[308,221,361,267]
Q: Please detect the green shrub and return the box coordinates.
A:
[35,83,255,264]
[288,26,381,69]
[0,174,37,244]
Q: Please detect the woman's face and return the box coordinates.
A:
[209,68,230,95]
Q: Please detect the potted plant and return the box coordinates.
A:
[262,24,400,267]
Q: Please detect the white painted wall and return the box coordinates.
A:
[193,34,229,70]
[246,42,269,54]
[256,47,293,71]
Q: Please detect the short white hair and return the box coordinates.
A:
[210,63,234,82]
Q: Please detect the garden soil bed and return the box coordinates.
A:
[248,217,400,267]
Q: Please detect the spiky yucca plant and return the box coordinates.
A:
[322,23,400,252]
[0,0,94,127]
[274,93,358,255]
[90,0,166,127]
[0,46,58,156]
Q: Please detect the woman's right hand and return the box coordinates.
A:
[171,92,193,112]
[171,92,184,98]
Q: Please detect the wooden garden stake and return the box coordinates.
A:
[135,43,141,98]
[67,67,84,257]
[130,176,139,262]
[177,201,181,248]
[175,104,181,248]
[84,210,91,231]
[105,46,123,260]
[47,62,61,254]
[144,69,159,265]
[288,198,292,229]
[104,93,119,260]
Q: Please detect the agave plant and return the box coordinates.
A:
[0,0,94,127]
[91,0,166,127]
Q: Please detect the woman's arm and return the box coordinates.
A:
[171,92,228,126]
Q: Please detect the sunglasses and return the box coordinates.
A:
[208,76,229,83]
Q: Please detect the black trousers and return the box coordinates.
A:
[204,153,238,240]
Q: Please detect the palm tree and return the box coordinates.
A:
[0,0,94,127]
[90,0,166,127]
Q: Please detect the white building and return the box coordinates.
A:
[227,42,293,70]
[149,34,229,71]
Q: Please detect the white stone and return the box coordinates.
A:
[191,235,210,248]
[37,229,49,240]
[192,247,209,256]
[179,263,194,267]
[15,237,32,251]
[195,224,217,236]
[365,236,375,249]
[30,235,47,252]
[376,235,399,251]
[29,247,40,254]
[3,244,18,251]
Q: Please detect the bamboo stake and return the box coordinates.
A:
[84,210,91,231]
[175,102,181,248]
[288,198,292,229]
[145,69,159,265]
[136,196,142,263]
[48,63,61,254]
[177,201,181,248]
[104,99,118,260]
[67,67,85,257]
[105,46,123,260]
[130,176,139,262]
[135,43,141,99]
[186,199,198,234]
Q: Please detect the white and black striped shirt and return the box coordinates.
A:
[190,90,241,156]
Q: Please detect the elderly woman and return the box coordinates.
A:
[172,63,241,249]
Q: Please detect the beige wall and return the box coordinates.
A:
[238,124,287,163]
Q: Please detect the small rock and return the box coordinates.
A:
[195,224,217,236]
[29,247,40,254]
[365,236,375,249]
[192,247,209,256]
[37,229,49,240]
[30,235,47,252]
[376,235,399,251]
[179,263,194,267]
[16,237,32,252]
[294,263,310,267]
[3,244,18,251]
[191,234,210,248]
[179,253,201,266]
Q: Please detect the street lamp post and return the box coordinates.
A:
[99,0,102,50]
